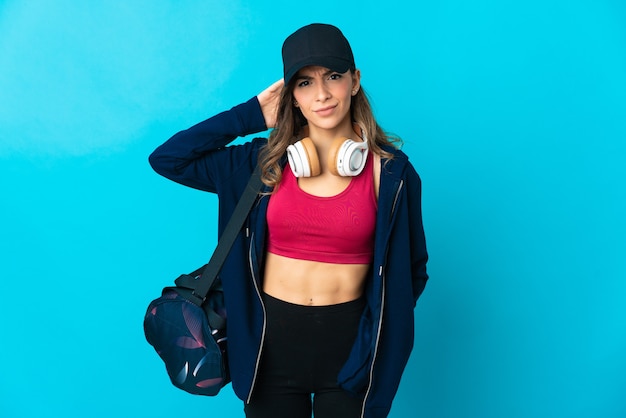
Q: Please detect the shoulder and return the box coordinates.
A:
[378,146,423,197]
[378,146,414,177]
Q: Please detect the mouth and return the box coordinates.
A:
[313,104,337,115]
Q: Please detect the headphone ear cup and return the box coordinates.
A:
[328,137,369,176]
[328,137,349,176]
[300,138,321,177]
[287,137,321,177]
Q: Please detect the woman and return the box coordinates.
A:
[150,23,428,418]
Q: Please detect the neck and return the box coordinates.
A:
[306,119,356,146]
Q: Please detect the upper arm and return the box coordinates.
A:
[373,153,381,200]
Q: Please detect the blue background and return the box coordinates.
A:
[1,1,625,417]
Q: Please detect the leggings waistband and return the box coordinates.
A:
[261,292,366,315]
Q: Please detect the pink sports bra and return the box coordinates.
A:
[266,153,377,264]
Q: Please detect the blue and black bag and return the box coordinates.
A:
[144,266,229,395]
[143,167,262,396]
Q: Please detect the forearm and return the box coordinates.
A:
[149,96,267,191]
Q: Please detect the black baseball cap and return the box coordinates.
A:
[282,23,356,85]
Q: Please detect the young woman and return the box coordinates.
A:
[150,23,428,418]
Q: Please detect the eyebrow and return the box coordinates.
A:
[295,69,335,81]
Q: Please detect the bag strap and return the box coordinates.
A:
[175,165,263,305]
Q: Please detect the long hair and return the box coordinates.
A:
[259,71,400,189]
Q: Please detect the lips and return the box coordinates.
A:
[313,104,337,116]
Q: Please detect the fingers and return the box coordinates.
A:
[269,78,284,92]
[258,79,284,129]
[268,78,284,92]
[259,79,284,102]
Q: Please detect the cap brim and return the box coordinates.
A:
[285,57,353,85]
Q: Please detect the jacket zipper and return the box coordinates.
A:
[360,179,404,417]
[246,230,267,404]
[390,179,403,222]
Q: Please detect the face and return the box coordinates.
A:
[292,66,360,135]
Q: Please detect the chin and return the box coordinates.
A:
[309,114,351,131]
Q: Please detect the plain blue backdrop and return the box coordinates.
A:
[1,1,625,417]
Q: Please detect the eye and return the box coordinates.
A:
[297,79,310,88]
[329,73,342,80]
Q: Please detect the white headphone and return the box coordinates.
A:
[286,127,369,177]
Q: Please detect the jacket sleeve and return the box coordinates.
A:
[148,96,268,193]
[407,165,429,305]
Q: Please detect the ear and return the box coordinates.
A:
[351,69,361,96]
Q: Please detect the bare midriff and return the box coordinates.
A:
[263,252,369,306]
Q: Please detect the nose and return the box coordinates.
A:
[315,80,331,101]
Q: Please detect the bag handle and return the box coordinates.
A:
[175,165,263,305]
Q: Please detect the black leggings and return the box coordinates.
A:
[244,293,366,418]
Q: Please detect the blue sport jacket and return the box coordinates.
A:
[149,97,428,418]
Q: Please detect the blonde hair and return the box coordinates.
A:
[259,72,400,189]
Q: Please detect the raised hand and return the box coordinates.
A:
[257,79,284,129]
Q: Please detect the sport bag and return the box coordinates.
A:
[143,167,262,396]
[144,267,229,395]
